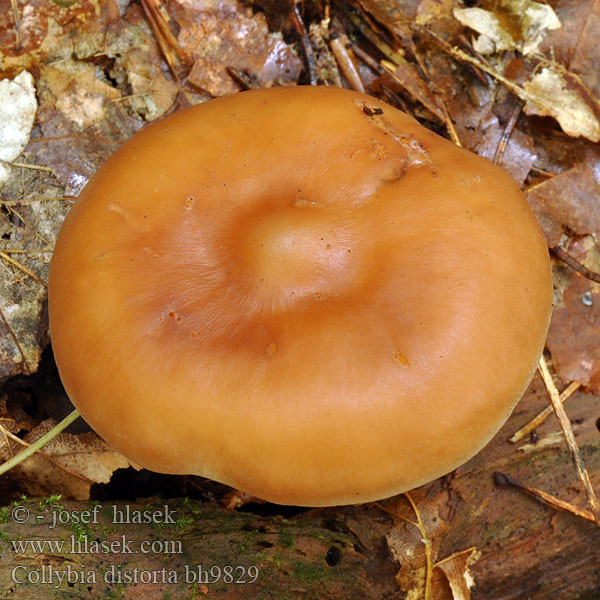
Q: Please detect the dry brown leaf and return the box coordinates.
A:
[454,1,560,56]
[435,548,481,600]
[385,494,450,599]
[453,6,515,54]
[33,59,141,195]
[25,422,134,485]
[526,163,600,246]
[521,66,600,142]
[0,418,132,501]
[0,0,121,74]
[456,109,536,185]
[378,60,446,122]
[171,0,302,96]
[540,0,600,100]
[435,41,600,143]
[547,236,600,393]
[415,0,454,26]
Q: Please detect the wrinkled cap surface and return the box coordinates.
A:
[49,86,553,506]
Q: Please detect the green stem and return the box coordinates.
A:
[0,408,80,476]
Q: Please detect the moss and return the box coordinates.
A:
[69,520,96,542]
[174,515,194,530]
[279,528,295,549]
[40,494,63,509]
[293,560,326,582]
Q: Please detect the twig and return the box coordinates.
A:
[140,0,189,80]
[10,0,21,47]
[0,305,31,375]
[380,84,410,113]
[493,101,523,166]
[0,248,53,254]
[330,32,366,92]
[510,380,581,443]
[0,409,81,477]
[551,245,600,284]
[538,355,600,527]
[440,100,462,147]
[405,492,432,600]
[0,251,47,287]
[339,4,406,66]
[494,471,597,523]
[226,67,262,91]
[350,42,384,75]
[10,162,54,174]
[290,3,318,85]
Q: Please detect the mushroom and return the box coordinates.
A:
[48,86,553,506]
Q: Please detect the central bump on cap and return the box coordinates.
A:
[240,203,358,305]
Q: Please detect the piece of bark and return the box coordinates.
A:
[0,499,381,599]
[1,376,599,599]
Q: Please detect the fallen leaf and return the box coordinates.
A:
[34,60,141,195]
[526,163,600,246]
[540,0,600,100]
[0,0,121,74]
[0,71,37,188]
[0,418,133,501]
[454,7,515,54]
[385,493,450,599]
[547,236,600,392]
[377,60,446,122]
[435,548,481,600]
[521,66,600,142]
[171,0,301,96]
[415,0,454,26]
[454,1,560,56]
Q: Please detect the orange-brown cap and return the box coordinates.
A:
[48,86,553,506]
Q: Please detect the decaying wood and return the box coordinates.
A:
[1,376,599,599]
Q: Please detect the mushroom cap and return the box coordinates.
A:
[48,86,553,506]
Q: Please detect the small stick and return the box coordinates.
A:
[493,101,522,166]
[340,5,406,66]
[140,0,186,79]
[405,492,433,600]
[0,251,47,287]
[330,32,366,93]
[510,380,581,443]
[290,4,318,86]
[10,0,21,47]
[10,162,54,174]
[350,42,384,75]
[226,67,262,91]
[0,409,80,477]
[440,100,462,147]
[456,33,490,85]
[495,471,597,523]
[0,249,53,254]
[0,305,31,375]
[380,84,410,113]
[551,245,600,284]
[538,355,600,527]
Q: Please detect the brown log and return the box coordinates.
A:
[0,375,599,599]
